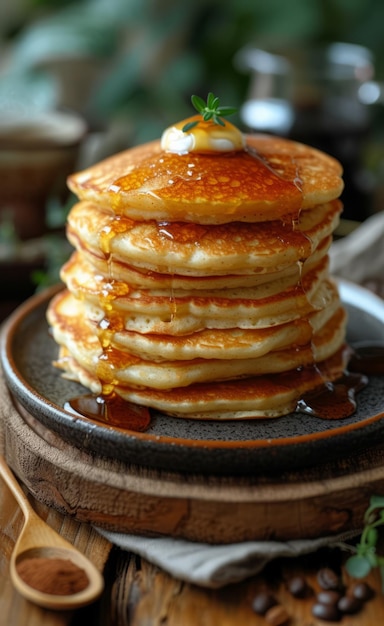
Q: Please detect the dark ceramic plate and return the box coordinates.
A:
[1,281,384,477]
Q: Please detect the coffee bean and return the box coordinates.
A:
[312,602,341,622]
[317,567,342,591]
[265,604,290,626]
[252,590,277,615]
[338,595,363,614]
[316,590,342,606]
[351,581,375,602]
[286,575,311,598]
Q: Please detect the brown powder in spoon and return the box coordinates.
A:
[16,557,89,595]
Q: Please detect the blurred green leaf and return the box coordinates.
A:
[345,554,372,578]
[11,17,117,68]
[0,70,57,114]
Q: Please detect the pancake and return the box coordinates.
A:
[66,199,342,276]
[47,290,347,392]
[67,234,332,291]
[53,340,348,418]
[47,109,349,420]
[54,347,348,418]
[48,283,341,362]
[67,134,343,224]
[60,252,334,334]
[115,346,348,418]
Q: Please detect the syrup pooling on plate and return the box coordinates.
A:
[65,393,151,431]
[296,343,384,420]
[296,371,368,419]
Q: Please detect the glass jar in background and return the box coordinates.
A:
[235,42,380,221]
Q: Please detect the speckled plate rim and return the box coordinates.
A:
[1,280,384,476]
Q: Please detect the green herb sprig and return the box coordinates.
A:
[343,495,384,590]
[182,93,237,133]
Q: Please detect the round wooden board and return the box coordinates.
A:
[4,395,384,544]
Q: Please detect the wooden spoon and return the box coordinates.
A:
[0,455,104,610]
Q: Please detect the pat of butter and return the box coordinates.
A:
[161,115,245,154]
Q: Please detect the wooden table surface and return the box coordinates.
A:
[2,473,384,626]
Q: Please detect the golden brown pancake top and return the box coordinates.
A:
[67,134,344,224]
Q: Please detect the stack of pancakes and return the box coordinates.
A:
[47,131,347,419]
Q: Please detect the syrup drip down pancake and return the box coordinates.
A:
[47,108,349,419]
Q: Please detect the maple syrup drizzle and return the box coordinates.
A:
[109,144,305,219]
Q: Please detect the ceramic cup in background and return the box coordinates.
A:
[0,110,87,240]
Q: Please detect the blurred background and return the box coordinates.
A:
[1,0,384,319]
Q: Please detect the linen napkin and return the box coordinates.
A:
[329,210,384,288]
[95,527,359,588]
